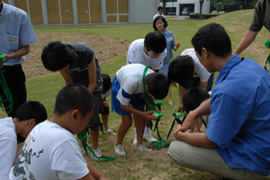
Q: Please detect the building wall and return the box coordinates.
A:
[4,0,159,25]
[163,0,210,16]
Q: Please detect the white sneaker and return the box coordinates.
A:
[104,129,114,134]
[143,133,157,142]
[92,148,102,158]
[137,144,152,152]
[114,144,126,156]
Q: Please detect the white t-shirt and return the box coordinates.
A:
[9,120,89,180]
[0,117,16,180]
[116,64,154,106]
[181,48,211,82]
[153,13,166,20]
[126,39,167,71]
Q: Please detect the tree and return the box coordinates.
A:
[215,2,224,11]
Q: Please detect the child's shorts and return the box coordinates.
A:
[111,76,144,115]
[87,92,102,131]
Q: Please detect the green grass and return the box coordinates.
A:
[1,10,270,179]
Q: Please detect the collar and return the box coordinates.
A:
[216,54,242,85]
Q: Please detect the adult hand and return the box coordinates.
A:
[174,111,197,134]
[174,42,180,51]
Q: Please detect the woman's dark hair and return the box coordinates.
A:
[153,16,168,31]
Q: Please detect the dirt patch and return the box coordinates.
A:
[23,33,130,78]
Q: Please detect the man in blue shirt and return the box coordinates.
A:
[0,0,37,118]
[167,23,270,179]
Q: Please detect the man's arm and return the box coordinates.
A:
[233,30,258,55]
[3,45,30,61]
[174,131,216,149]
[87,57,97,93]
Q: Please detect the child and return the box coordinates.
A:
[9,84,107,180]
[182,87,210,132]
[153,16,180,106]
[112,64,170,156]
[127,31,167,144]
[41,41,103,157]
[100,73,113,134]
[168,53,211,112]
[0,101,47,179]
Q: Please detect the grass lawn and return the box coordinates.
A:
[1,9,270,180]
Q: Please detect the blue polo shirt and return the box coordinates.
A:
[206,54,270,175]
[0,2,37,66]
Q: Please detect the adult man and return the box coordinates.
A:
[168,23,270,179]
[0,0,37,117]
[153,6,165,21]
[234,0,270,54]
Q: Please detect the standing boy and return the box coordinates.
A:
[127,31,167,144]
[0,101,47,179]
[41,41,103,157]
[112,64,170,156]
[10,84,107,180]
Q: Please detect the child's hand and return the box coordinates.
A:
[144,111,154,121]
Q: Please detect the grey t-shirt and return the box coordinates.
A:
[67,43,103,92]
[249,0,270,32]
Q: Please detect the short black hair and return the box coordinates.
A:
[144,31,166,54]
[168,55,195,88]
[158,6,163,10]
[153,16,168,31]
[101,73,111,92]
[191,23,232,57]
[14,101,47,125]
[41,41,78,71]
[146,73,170,99]
[183,87,210,113]
[54,83,94,118]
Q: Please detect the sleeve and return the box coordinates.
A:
[0,133,17,179]
[249,0,264,32]
[170,32,176,50]
[19,14,37,46]
[51,139,89,180]
[116,77,137,106]
[84,45,95,65]
[206,93,251,147]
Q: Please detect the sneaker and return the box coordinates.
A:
[114,144,126,156]
[92,148,102,158]
[104,129,114,134]
[143,133,157,143]
[133,129,137,145]
[137,144,152,152]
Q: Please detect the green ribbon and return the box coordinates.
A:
[77,130,115,161]
[167,112,187,140]
[0,54,13,115]
[264,40,270,72]
[142,66,168,150]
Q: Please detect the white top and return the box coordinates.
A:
[153,13,166,20]
[0,117,16,180]
[181,48,211,82]
[9,120,89,180]
[126,39,167,70]
[116,64,154,106]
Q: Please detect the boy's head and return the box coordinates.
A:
[101,73,111,92]
[157,6,163,14]
[54,83,94,133]
[41,41,78,71]
[14,101,47,138]
[168,55,195,88]
[144,31,166,58]
[145,73,170,100]
[191,23,232,58]
[183,87,210,113]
